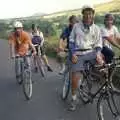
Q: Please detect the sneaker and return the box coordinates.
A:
[47,66,53,72]
[59,69,65,75]
[34,67,38,73]
[68,99,79,111]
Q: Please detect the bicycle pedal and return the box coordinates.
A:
[87,94,94,103]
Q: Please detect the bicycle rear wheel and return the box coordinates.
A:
[62,70,70,100]
[23,70,32,100]
[97,90,120,120]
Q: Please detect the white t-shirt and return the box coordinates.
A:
[101,25,120,49]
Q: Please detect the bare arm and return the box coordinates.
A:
[39,32,44,46]
[25,33,36,55]
[105,35,120,49]
[29,41,36,54]
[8,34,15,58]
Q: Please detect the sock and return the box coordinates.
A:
[72,94,77,101]
[61,63,65,70]
[78,79,82,87]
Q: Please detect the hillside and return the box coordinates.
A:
[42,0,120,19]
[95,0,120,13]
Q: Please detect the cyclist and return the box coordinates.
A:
[69,5,103,111]
[58,15,78,74]
[31,24,53,72]
[9,21,36,79]
[101,13,120,63]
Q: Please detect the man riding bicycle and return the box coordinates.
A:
[69,5,104,111]
[9,21,36,80]
[31,24,53,72]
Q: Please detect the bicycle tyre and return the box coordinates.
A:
[110,67,120,93]
[23,70,32,100]
[37,56,46,77]
[62,71,70,100]
[78,75,91,103]
[15,59,23,85]
[97,91,120,120]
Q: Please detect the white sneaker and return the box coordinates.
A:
[59,69,65,75]
[59,64,65,75]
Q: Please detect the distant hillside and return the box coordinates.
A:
[32,12,47,17]
[42,0,120,19]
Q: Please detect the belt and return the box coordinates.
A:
[75,49,93,55]
[76,49,92,51]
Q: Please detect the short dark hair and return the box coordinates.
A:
[32,23,37,30]
[69,15,77,22]
[82,8,95,14]
[104,13,115,20]
[37,26,40,29]
[104,13,115,25]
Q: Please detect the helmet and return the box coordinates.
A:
[104,13,115,20]
[14,21,23,28]
[81,4,95,14]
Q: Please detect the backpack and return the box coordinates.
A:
[32,30,42,45]
[32,35,42,45]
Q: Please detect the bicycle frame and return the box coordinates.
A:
[82,59,119,103]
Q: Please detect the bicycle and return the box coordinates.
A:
[14,54,32,100]
[61,49,120,119]
[32,44,46,78]
[78,57,120,120]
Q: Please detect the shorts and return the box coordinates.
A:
[70,51,96,72]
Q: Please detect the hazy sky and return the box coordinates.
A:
[0,0,111,19]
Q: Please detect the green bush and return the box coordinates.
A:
[44,36,58,58]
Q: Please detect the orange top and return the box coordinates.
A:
[9,31,32,56]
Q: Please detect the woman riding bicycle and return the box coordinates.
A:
[31,24,53,72]
[101,13,120,63]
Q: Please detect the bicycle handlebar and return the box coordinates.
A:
[33,44,41,47]
[15,54,32,58]
[94,56,120,69]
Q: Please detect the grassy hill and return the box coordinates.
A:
[42,0,120,19]
[95,0,120,14]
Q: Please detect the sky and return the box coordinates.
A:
[0,0,112,19]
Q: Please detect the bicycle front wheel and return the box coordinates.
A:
[37,57,46,77]
[23,70,32,100]
[15,59,23,85]
[97,91,120,120]
[62,71,70,100]
[78,76,91,103]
